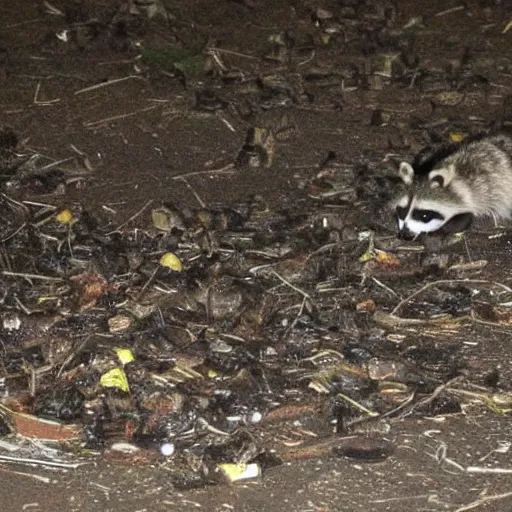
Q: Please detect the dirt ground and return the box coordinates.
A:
[2,0,512,511]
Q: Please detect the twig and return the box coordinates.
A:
[392,279,512,316]
[376,392,415,420]
[336,392,379,417]
[454,491,512,512]
[22,200,57,209]
[1,222,27,243]
[398,376,463,419]
[434,5,465,17]
[432,442,465,472]
[43,1,64,16]
[466,467,512,474]
[136,267,159,302]
[448,260,487,272]
[205,47,259,60]
[57,337,90,378]
[84,106,157,127]
[297,50,316,67]
[0,455,85,469]
[217,115,236,132]
[2,271,63,281]
[372,310,428,327]
[372,277,400,299]
[170,163,235,181]
[370,495,430,504]
[6,18,43,28]
[0,467,51,484]
[269,269,311,300]
[107,199,153,234]
[408,67,419,89]
[174,177,206,208]
[470,310,512,328]
[75,76,144,95]
[196,417,230,436]
[33,82,60,105]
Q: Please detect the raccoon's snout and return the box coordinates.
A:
[396,215,418,241]
[397,227,416,241]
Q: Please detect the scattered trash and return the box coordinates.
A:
[217,462,261,482]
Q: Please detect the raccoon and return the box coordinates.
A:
[390,133,512,240]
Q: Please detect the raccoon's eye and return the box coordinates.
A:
[396,206,407,220]
[412,209,444,223]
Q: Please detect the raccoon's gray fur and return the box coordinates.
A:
[390,133,512,240]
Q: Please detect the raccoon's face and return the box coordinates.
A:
[395,196,447,239]
[392,161,469,240]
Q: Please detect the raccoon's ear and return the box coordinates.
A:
[398,162,414,185]
[428,164,456,188]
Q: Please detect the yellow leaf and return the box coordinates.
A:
[160,252,183,271]
[359,250,374,263]
[374,249,400,266]
[100,368,130,392]
[56,209,74,225]
[114,348,135,365]
[449,132,465,143]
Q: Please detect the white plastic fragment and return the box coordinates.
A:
[110,442,140,454]
[160,443,175,456]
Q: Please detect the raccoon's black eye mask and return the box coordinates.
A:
[395,207,444,224]
[396,206,407,220]
[412,209,444,223]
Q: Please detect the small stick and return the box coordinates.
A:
[399,376,463,418]
[205,47,259,60]
[2,271,63,281]
[136,267,159,302]
[84,106,157,128]
[57,337,90,378]
[370,495,431,504]
[392,279,512,316]
[372,277,400,299]
[107,199,153,234]
[6,18,43,28]
[466,467,512,474]
[217,115,236,132]
[43,1,64,16]
[0,467,51,484]
[36,157,75,173]
[269,269,311,300]
[174,177,206,208]
[1,222,27,243]
[0,455,85,469]
[33,82,60,105]
[454,491,512,512]
[196,417,230,436]
[434,5,465,17]
[74,75,144,95]
[22,200,57,209]
[170,163,235,181]
[336,392,379,417]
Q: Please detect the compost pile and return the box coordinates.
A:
[1,0,512,491]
